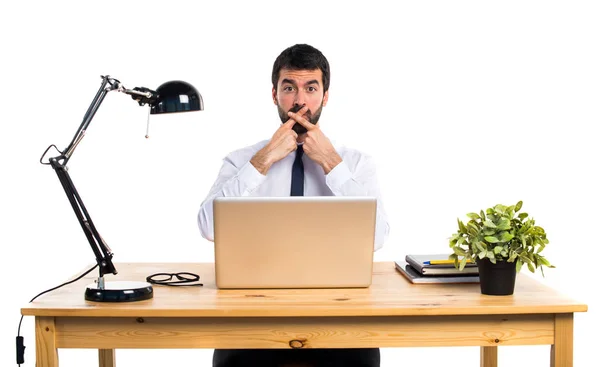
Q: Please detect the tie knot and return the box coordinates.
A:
[295,145,304,158]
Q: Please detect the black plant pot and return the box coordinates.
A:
[476,258,517,295]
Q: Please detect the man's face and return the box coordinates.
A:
[273,68,329,135]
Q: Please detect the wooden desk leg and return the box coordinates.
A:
[99,349,116,367]
[480,346,498,367]
[551,313,574,367]
[36,317,58,367]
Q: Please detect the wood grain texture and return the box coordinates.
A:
[551,313,574,367]
[54,314,554,349]
[21,262,588,318]
[480,346,498,367]
[99,349,115,367]
[35,317,58,367]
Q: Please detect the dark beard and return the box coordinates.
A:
[278,103,323,134]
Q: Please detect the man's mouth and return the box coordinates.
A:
[290,106,310,121]
[289,105,306,114]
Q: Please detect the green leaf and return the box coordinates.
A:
[515,201,523,212]
[519,254,532,264]
[493,246,503,254]
[520,235,528,247]
[518,212,528,219]
[516,259,523,272]
[459,257,468,271]
[467,213,480,220]
[495,204,507,214]
[480,210,486,221]
[527,262,535,273]
[453,247,467,256]
[499,232,515,242]
[483,220,497,228]
[538,256,551,266]
[485,236,499,243]
[497,218,511,230]
[458,219,467,233]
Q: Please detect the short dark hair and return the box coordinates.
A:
[272,44,330,93]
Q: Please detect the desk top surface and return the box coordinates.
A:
[21,262,587,317]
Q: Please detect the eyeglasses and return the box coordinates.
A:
[146,272,203,287]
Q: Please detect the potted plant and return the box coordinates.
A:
[448,201,553,295]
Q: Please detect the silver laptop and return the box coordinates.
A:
[213,196,376,289]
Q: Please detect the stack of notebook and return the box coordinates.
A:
[395,254,480,284]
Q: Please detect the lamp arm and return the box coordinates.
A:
[48,158,117,278]
[62,76,121,164]
[41,75,123,283]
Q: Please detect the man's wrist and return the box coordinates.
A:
[322,153,343,175]
[250,151,272,175]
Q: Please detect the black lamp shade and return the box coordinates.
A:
[150,80,204,114]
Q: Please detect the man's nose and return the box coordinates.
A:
[294,91,307,106]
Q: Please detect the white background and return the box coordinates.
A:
[1,1,598,366]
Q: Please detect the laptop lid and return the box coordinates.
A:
[213,196,376,289]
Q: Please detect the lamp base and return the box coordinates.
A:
[85,281,153,302]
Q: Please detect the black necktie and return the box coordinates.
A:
[290,145,304,196]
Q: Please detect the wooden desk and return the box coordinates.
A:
[22,262,587,367]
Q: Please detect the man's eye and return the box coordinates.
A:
[307,86,317,92]
[283,86,294,92]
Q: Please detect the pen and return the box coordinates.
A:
[424,259,472,265]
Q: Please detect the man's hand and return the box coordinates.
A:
[287,110,342,174]
[250,106,308,175]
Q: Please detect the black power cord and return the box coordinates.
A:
[16,264,98,366]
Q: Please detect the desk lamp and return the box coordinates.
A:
[40,75,203,302]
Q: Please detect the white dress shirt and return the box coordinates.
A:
[197,139,390,250]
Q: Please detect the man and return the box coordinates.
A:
[198,44,389,367]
